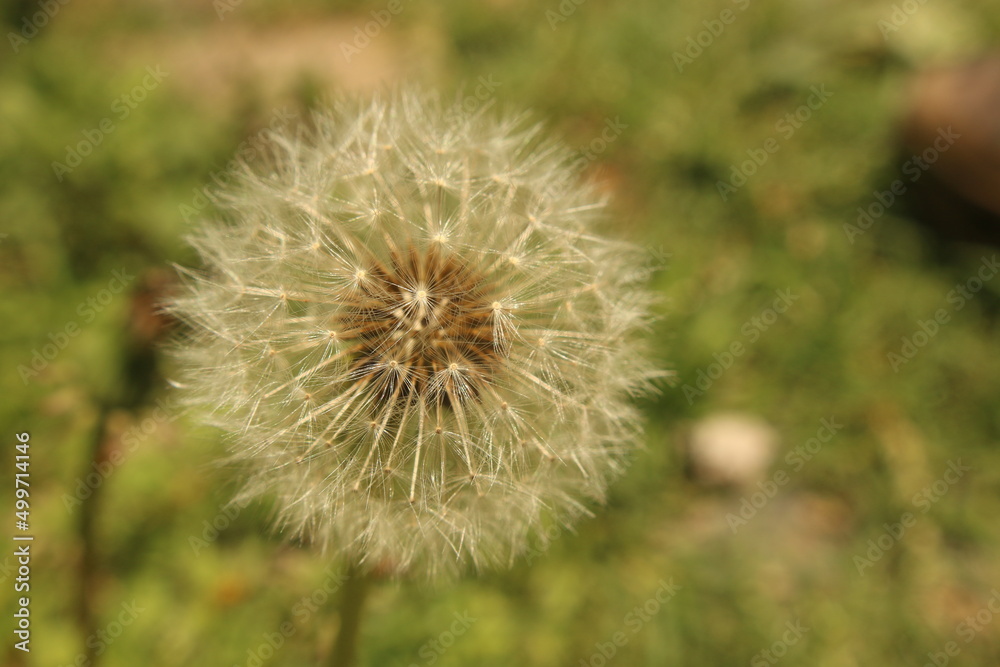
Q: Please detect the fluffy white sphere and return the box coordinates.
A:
[168,90,659,578]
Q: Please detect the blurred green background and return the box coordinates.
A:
[3,0,1000,665]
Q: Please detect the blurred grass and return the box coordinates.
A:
[2,0,1000,665]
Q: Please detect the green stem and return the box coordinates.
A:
[328,566,372,667]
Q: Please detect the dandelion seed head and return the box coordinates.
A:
[167,90,661,578]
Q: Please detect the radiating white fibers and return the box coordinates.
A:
[167,90,661,578]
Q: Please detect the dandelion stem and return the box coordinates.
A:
[328,566,372,667]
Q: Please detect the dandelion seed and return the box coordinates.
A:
[167,90,661,578]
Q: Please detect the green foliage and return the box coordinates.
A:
[2,0,1000,665]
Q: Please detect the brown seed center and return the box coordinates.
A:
[339,245,502,404]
